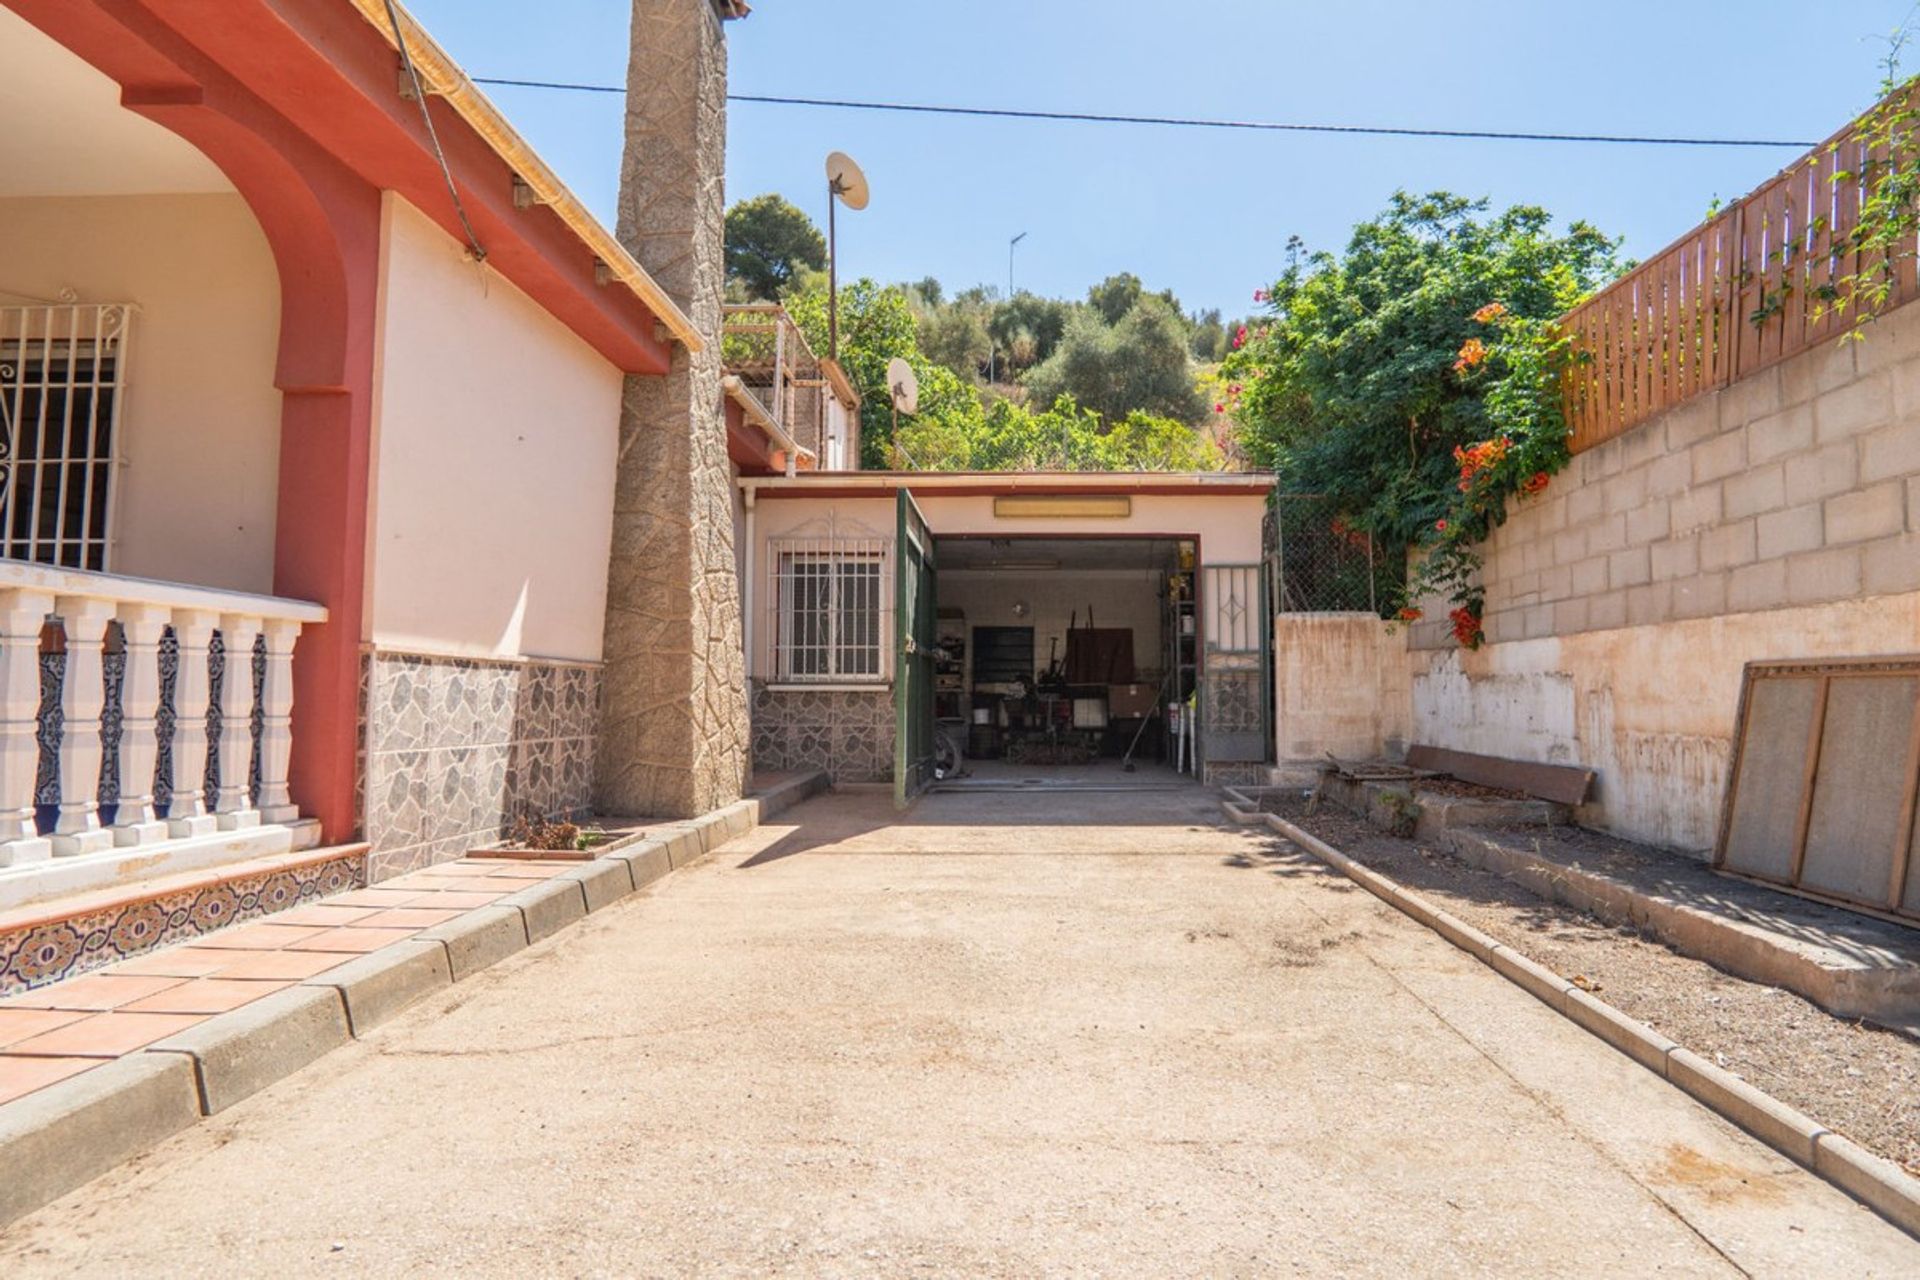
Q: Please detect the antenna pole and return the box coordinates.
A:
[827,179,839,361]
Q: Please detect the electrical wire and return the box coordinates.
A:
[387,0,488,262]
[470,78,1819,150]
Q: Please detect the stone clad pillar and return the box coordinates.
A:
[596,0,750,818]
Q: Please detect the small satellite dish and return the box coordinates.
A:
[826,151,869,210]
[887,357,919,414]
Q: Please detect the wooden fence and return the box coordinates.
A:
[1561,88,1920,453]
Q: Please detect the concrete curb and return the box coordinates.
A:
[1219,788,1920,1241]
[0,769,830,1229]
[303,939,454,1037]
[0,1053,202,1228]
[146,985,352,1116]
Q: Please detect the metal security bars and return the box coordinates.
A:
[768,533,890,682]
[0,304,131,571]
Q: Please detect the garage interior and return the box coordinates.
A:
[930,536,1198,786]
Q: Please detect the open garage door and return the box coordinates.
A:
[894,489,937,806]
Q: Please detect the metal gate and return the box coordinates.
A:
[893,489,937,805]
[1198,563,1270,766]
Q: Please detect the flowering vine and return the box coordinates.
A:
[1399,304,1576,646]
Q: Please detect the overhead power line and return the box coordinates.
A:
[471,78,1818,149]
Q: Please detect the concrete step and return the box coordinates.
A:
[0,841,369,997]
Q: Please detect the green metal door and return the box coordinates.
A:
[894,488,937,806]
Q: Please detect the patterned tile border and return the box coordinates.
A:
[0,849,367,997]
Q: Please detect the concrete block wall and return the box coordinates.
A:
[1408,310,1920,853]
[1412,310,1920,651]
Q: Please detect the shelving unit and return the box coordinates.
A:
[1163,574,1197,770]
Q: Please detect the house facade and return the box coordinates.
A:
[0,0,781,962]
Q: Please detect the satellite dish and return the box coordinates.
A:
[887,357,919,414]
[826,151,869,210]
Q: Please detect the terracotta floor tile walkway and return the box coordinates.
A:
[0,859,579,1106]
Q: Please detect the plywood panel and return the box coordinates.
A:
[1720,676,1821,881]
[1800,677,1919,903]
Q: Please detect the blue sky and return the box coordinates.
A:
[407,1,1916,317]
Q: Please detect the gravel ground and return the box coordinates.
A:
[1260,792,1920,1177]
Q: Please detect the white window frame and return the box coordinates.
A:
[767,533,891,685]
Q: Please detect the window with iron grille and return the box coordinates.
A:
[0,305,131,571]
[769,536,888,682]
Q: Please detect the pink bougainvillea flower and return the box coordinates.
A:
[1214,403,1226,414]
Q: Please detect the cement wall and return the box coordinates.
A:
[1274,614,1412,773]
[1410,311,1920,853]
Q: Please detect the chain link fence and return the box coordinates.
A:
[1267,495,1399,615]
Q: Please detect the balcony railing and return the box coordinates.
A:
[722,303,857,467]
[0,560,325,869]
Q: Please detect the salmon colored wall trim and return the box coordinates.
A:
[9,0,383,842]
[21,0,671,376]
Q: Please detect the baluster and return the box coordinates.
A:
[51,596,115,856]
[166,609,218,839]
[0,589,53,867]
[111,603,171,845]
[257,619,301,823]
[213,614,263,828]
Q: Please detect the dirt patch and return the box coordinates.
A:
[1258,792,1920,1178]
[1412,777,1533,802]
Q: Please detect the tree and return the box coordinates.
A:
[986,292,1071,375]
[1087,272,1143,325]
[1023,295,1208,425]
[919,304,992,383]
[784,277,982,469]
[723,194,826,301]
[1224,190,1623,625]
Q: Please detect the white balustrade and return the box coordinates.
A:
[213,613,264,829]
[51,597,116,856]
[0,590,53,868]
[111,603,171,846]
[166,609,218,839]
[258,619,300,824]
[0,561,325,870]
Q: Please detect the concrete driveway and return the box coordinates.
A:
[2,784,1914,1276]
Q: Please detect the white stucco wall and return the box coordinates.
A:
[366,196,623,662]
[0,193,282,593]
[1409,592,1920,853]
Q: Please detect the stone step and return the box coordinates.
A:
[0,841,369,997]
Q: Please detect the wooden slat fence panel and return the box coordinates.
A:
[1559,85,1920,454]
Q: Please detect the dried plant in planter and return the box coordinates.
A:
[506,812,583,852]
